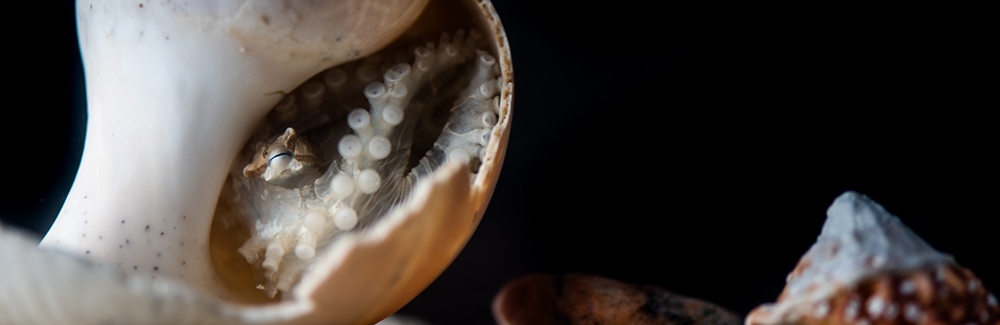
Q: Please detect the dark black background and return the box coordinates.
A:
[2,2,995,325]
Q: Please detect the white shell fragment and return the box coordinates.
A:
[747,191,999,325]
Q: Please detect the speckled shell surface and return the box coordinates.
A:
[747,192,998,325]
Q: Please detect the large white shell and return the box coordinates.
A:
[0,0,513,323]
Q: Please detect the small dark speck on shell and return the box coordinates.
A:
[145,225,150,230]
[160,232,164,236]
[153,266,159,271]
[133,265,137,270]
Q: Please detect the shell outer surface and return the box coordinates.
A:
[746,191,999,325]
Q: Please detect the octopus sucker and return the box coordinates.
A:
[220,28,500,298]
[747,191,998,325]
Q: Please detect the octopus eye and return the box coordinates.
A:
[267,152,292,166]
[267,152,293,170]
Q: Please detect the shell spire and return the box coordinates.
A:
[747,191,999,325]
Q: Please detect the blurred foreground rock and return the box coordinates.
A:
[493,273,740,325]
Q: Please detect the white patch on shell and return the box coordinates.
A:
[904,303,922,323]
[899,279,917,295]
[867,296,885,318]
[844,298,860,320]
[988,293,997,307]
[884,303,898,321]
[814,302,829,318]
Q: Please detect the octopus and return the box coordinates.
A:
[224,31,502,297]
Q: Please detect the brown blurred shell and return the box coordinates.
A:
[493,273,741,325]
